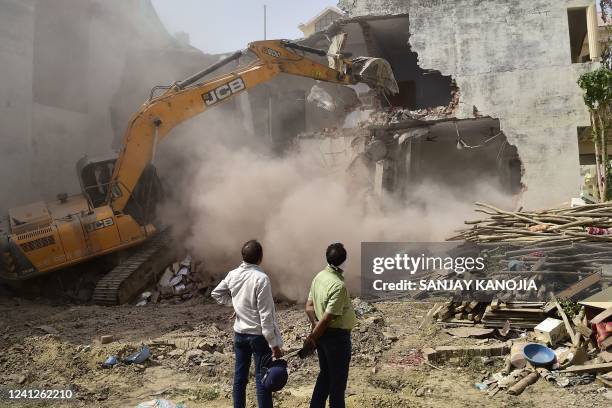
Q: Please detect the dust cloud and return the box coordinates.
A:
[159,124,513,302]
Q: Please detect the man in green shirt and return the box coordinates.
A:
[303,242,356,408]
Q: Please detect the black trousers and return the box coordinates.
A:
[310,328,351,408]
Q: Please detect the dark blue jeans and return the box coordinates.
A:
[310,328,351,408]
[233,332,273,408]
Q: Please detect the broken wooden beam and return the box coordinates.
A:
[557,271,602,299]
[507,371,539,396]
[591,306,612,324]
[561,362,612,374]
[552,296,579,346]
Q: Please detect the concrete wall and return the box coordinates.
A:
[0,1,34,209]
[0,0,204,212]
[338,0,597,209]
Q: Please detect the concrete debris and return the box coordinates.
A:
[423,342,511,364]
[307,84,336,111]
[137,254,208,305]
[445,327,495,338]
[364,106,452,127]
[352,297,376,317]
[100,335,114,344]
[423,287,612,397]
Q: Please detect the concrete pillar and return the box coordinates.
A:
[586,4,600,61]
[374,159,394,205]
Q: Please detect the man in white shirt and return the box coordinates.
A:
[212,239,283,408]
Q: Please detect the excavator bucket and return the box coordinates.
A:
[327,32,399,94]
[352,57,399,95]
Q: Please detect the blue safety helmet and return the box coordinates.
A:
[262,359,288,392]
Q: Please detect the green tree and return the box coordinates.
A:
[577,2,612,200]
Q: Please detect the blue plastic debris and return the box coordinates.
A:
[124,345,151,365]
[508,260,525,271]
[523,343,555,366]
[474,382,488,390]
[102,356,118,368]
[136,399,186,408]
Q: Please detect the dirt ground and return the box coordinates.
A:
[0,296,609,408]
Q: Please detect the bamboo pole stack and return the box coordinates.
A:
[449,202,612,243]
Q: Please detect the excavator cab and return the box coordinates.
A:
[77,155,162,225]
[76,155,117,208]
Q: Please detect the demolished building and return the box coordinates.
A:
[312,0,603,209]
[0,0,605,214]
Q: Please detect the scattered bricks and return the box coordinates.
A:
[423,342,511,364]
[100,335,114,344]
[422,347,436,362]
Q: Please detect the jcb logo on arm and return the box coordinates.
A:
[85,217,114,233]
[202,77,246,106]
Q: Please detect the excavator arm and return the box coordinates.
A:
[108,39,397,213]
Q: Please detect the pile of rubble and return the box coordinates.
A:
[423,298,612,395]
[446,200,612,306]
[136,255,209,306]
[363,106,453,127]
[351,302,399,366]
[431,300,554,329]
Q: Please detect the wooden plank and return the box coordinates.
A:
[543,301,557,314]
[557,271,602,299]
[574,322,593,339]
[484,317,546,322]
[591,306,612,324]
[596,374,612,387]
[552,295,579,346]
[492,307,546,313]
[561,362,612,374]
[419,302,441,329]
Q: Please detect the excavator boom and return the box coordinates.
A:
[108,39,397,213]
[0,38,396,305]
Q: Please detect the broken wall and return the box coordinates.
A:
[339,0,598,208]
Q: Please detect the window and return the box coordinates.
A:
[567,7,595,63]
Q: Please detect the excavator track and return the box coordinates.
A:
[92,230,175,306]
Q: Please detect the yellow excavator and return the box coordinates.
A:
[0,39,397,305]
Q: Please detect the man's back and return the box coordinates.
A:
[211,240,282,408]
[212,262,282,347]
[309,265,356,330]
